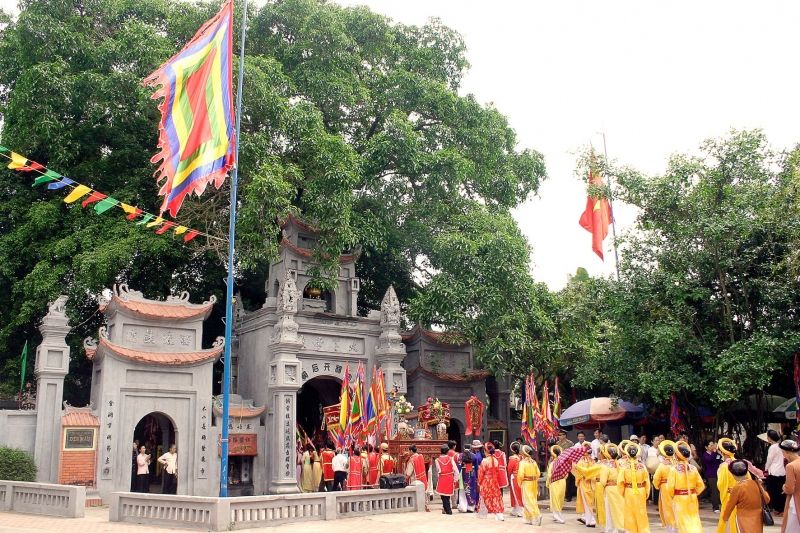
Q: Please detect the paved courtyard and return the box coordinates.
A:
[0,499,782,533]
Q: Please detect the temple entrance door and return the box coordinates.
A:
[132,412,176,494]
[447,419,463,451]
[297,376,341,446]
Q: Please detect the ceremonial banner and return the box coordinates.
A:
[143,0,235,217]
[578,168,613,260]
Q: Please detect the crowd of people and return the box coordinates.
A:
[302,429,799,533]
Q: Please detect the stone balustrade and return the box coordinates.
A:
[0,480,85,518]
[110,485,425,531]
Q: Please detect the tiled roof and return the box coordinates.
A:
[96,337,222,366]
[212,404,266,419]
[408,366,490,383]
[280,237,359,263]
[62,411,100,427]
[101,295,214,320]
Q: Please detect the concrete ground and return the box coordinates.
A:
[0,496,785,532]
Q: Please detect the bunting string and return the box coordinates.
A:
[0,146,222,243]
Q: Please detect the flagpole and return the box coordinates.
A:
[601,132,621,281]
[220,0,248,498]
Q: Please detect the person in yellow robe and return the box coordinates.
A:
[594,443,608,532]
[300,445,315,492]
[617,440,633,470]
[716,437,746,533]
[311,449,322,492]
[652,439,678,533]
[599,443,624,533]
[573,442,602,527]
[545,445,566,524]
[618,442,650,533]
[519,445,542,526]
[665,440,705,533]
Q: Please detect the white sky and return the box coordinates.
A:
[334,0,800,289]
[3,0,799,289]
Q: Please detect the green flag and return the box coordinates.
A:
[19,340,28,391]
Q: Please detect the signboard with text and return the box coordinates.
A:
[63,428,97,450]
[218,433,258,456]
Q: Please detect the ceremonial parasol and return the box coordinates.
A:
[558,397,645,427]
[549,445,586,483]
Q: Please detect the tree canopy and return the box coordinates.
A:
[0,0,546,400]
[570,130,800,409]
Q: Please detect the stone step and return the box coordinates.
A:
[85,489,104,507]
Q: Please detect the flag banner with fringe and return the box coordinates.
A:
[143,0,235,217]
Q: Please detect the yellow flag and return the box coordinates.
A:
[63,185,92,204]
[146,216,163,228]
[174,226,188,235]
[7,152,28,169]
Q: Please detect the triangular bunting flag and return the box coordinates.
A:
[146,216,164,228]
[7,152,44,171]
[81,191,108,208]
[174,226,188,235]
[155,221,175,235]
[94,197,119,214]
[63,185,92,204]
[183,230,200,242]
[48,177,76,190]
[33,170,61,187]
[137,214,154,225]
[120,203,142,220]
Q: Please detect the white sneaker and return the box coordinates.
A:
[498,514,505,521]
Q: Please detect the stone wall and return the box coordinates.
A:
[0,480,86,518]
[0,411,36,455]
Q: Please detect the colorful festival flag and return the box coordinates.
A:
[670,392,685,437]
[578,164,613,260]
[143,0,236,217]
[553,376,562,422]
[339,364,350,434]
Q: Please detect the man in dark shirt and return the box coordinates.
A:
[701,439,723,512]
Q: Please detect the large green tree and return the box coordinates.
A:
[0,0,547,400]
[572,131,800,412]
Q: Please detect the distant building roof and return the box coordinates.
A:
[280,237,359,264]
[87,336,222,367]
[408,366,489,383]
[401,325,469,347]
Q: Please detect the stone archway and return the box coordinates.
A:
[132,412,176,494]
[296,376,341,446]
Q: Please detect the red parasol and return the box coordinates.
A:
[549,445,586,483]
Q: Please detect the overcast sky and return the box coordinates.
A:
[3,0,799,289]
[333,0,800,289]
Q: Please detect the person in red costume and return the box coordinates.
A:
[347,446,365,490]
[436,444,459,515]
[378,442,395,476]
[478,442,505,520]
[406,444,428,490]
[508,441,523,517]
[318,442,335,492]
[366,444,379,488]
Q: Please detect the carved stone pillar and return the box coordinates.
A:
[267,271,302,494]
[34,296,71,482]
[375,286,407,393]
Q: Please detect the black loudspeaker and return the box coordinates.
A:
[379,474,407,489]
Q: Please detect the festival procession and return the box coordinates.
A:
[0,0,799,532]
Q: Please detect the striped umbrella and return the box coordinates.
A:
[558,397,645,427]
[774,398,798,420]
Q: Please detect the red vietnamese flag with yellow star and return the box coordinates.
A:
[579,168,613,259]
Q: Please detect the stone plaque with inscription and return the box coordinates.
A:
[64,428,96,450]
